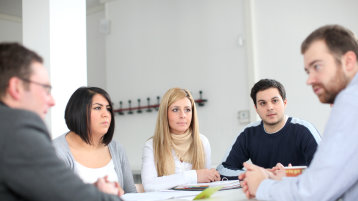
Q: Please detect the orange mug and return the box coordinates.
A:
[285,166,307,177]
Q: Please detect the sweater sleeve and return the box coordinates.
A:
[140,139,197,192]
[300,127,320,166]
[114,142,137,193]
[200,134,212,169]
[290,117,321,166]
[52,133,75,169]
[217,131,249,179]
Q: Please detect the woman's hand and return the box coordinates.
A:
[196,168,221,183]
[94,176,125,196]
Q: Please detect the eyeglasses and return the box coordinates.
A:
[19,77,52,95]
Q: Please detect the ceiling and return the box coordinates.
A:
[0,0,103,18]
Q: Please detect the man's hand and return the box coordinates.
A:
[267,162,288,180]
[241,162,269,199]
[196,168,221,183]
[94,176,125,197]
[239,172,255,199]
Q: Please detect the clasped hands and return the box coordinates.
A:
[94,175,125,197]
[239,162,288,199]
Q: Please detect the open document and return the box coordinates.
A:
[121,181,241,201]
[172,180,241,191]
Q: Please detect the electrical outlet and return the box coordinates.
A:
[238,110,250,124]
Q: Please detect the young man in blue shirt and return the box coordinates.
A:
[217,79,321,180]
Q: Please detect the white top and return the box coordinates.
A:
[141,134,212,192]
[53,133,137,193]
[74,159,118,184]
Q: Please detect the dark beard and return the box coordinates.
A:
[318,66,349,104]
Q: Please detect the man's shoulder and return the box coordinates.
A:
[288,117,321,141]
[289,117,313,126]
[233,120,263,141]
[289,117,317,132]
[241,120,262,134]
[0,106,50,145]
[0,106,45,129]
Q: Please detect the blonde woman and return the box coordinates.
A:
[141,88,220,192]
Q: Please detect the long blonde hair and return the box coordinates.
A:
[153,88,205,176]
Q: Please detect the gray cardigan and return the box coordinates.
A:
[53,133,137,193]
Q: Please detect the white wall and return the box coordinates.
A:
[0,2,87,138]
[22,0,88,139]
[102,0,249,170]
[3,0,358,173]
[87,10,107,89]
[252,0,358,133]
[84,0,358,171]
[0,16,22,42]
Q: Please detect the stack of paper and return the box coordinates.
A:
[172,180,241,191]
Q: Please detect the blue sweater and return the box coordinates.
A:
[217,117,321,179]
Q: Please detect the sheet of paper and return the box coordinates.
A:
[173,180,241,191]
[121,190,200,201]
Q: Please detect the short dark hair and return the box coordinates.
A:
[250,79,286,107]
[301,24,358,64]
[65,87,115,145]
[0,42,43,98]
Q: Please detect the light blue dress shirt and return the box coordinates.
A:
[256,72,358,201]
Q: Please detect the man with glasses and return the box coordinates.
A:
[19,77,52,94]
[0,42,122,201]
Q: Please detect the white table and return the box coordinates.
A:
[122,188,257,201]
[167,189,257,201]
